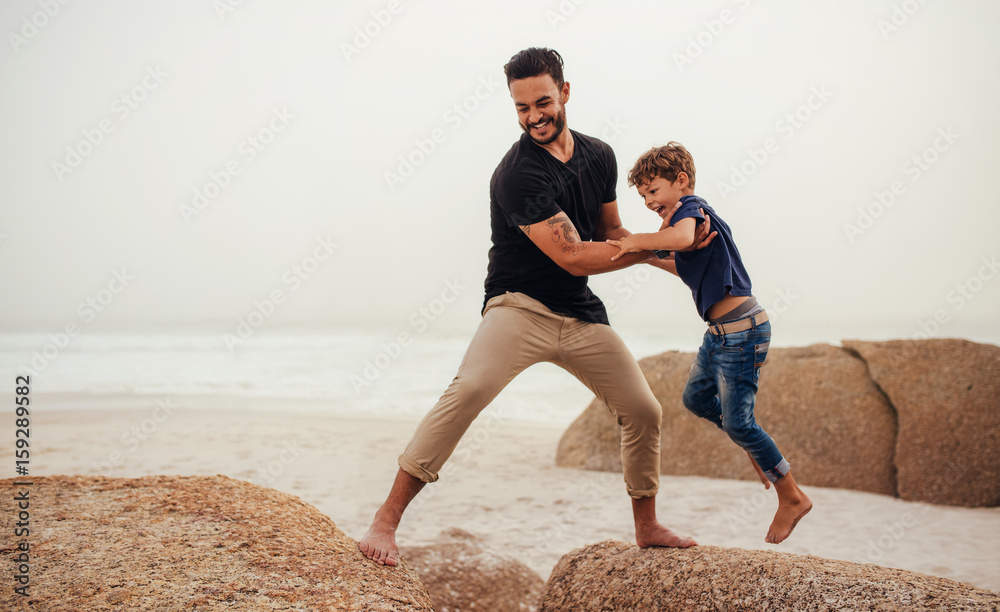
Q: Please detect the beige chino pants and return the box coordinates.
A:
[398,291,662,498]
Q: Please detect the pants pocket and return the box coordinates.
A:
[754,340,770,368]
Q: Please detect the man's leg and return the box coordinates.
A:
[359,293,559,564]
[553,320,695,548]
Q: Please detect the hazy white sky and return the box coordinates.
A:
[1,0,998,345]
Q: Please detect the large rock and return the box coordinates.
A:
[844,339,1000,507]
[0,475,433,611]
[558,344,898,497]
[539,540,1000,611]
[401,527,544,612]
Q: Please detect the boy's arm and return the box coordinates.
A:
[607,217,696,261]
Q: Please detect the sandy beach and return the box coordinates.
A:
[15,394,1000,594]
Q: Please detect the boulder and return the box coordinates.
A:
[401,527,544,612]
[844,339,1000,506]
[0,475,433,611]
[557,344,898,497]
[539,540,1000,611]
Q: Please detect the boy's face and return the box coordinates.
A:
[637,175,687,219]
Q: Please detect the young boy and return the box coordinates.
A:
[607,142,812,544]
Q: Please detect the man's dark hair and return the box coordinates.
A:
[503,47,565,87]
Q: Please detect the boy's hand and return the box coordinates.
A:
[606,234,641,261]
[658,201,683,231]
[678,208,717,251]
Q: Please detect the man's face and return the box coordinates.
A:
[508,74,569,145]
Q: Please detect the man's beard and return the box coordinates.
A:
[521,109,566,145]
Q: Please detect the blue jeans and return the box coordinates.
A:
[681,317,790,482]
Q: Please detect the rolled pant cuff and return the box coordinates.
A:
[398,453,438,483]
[763,458,790,483]
[627,486,659,499]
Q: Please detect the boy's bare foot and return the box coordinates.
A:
[748,452,771,489]
[359,518,399,566]
[766,471,812,544]
[766,496,812,544]
[635,522,698,548]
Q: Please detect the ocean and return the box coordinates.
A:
[1,330,706,426]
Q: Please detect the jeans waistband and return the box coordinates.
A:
[708,309,768,335]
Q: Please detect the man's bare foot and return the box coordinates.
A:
[635,522,698,549]
[359,518,399,566]
[748,452,771,489]
[357,469,426,567]
[631,495,697,549]
[766,496,812,544]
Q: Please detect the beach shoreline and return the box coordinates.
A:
[9,394,1000,592]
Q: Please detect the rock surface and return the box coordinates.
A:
[0,475,434,611]
[539,540,1000,611]
[558,344,898,496]
[557,339,1000,506]
[844,339,1000,507]
[401,527,544,612]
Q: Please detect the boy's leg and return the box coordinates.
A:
[681,331,725,428]
[714,321,811,543]
[684,330,778,487]
[747,452,772,489]
[553,319,695,548]
[359,293,559,565]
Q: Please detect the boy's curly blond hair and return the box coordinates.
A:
[627,141,697,189]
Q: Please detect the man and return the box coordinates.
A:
[359,47,712,566]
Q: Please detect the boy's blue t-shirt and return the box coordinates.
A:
[670,194,753,320]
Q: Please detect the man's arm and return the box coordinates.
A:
[520,211,652,276]
[593,200,631,241]
[646,254,678,276]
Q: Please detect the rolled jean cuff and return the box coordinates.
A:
[763,458,790,483]
[398,453,438,483]
[627,486,659,499]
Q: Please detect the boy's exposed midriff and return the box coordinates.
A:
[705,294,749,321]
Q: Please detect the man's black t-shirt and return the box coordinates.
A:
[484,130,617,325]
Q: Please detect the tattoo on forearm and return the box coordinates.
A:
[546,214,585,255]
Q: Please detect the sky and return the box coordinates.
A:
[1,0,998,346]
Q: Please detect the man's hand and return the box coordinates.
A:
[646,254,678,276]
